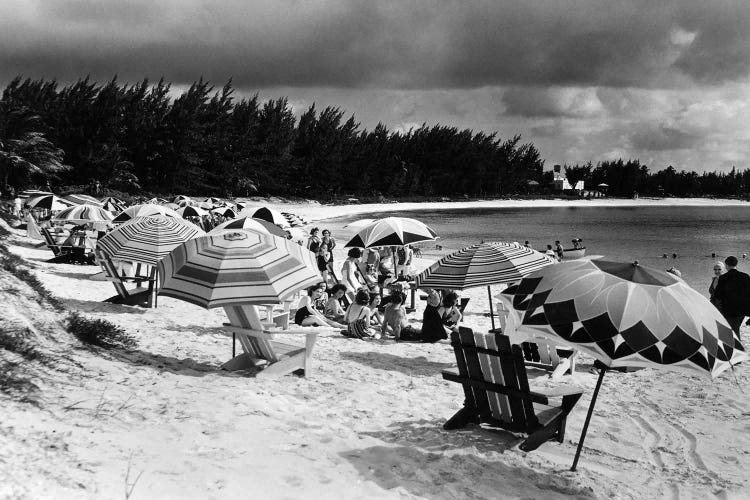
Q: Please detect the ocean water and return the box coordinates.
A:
[327,205,750,296]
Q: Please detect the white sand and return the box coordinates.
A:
[1,200,749,499]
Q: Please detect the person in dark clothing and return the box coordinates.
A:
[712,255,750,338]
[420,291,452,343]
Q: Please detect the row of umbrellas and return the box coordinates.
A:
[56,200,745,471]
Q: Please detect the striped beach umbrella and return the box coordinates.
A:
[501,259,747,470]
[211,206,236,218]
[25,194,73,211]
[158,229,321,309]
[112,203,181,223]
[209,216,289,238]
[238,206,290,228]
[63,194,103,207]
[51,204,114,224]
[176,205,209,218]
[97,216,204,266]
[416,242,556,329]
[101,197,126,213]
[344,217,437,248]
[204,197,223,206]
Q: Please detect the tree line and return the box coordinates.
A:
[0,75,747,199]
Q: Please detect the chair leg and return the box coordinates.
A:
[443,405,480,430]
[519,418,563,452]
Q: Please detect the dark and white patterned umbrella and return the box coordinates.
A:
[25,194,72,211]
[51,204,114,224]
[211,206,236,218]
[238,206,290,228]
[158,229,320,309]
[97,216,204,266]
[112,204,181,223]
[416,242,556,329]
[344,217,437,248]
[209,216,289,238]
[502,259,747,470]
[176,205,209,218]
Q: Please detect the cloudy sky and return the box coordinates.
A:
[2,0,750,172]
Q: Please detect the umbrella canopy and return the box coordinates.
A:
[19,189,53,198]
[174,195,192,203]
[51,204,114,224]
[210,206,236,218]
[343,218,376,231]
[101,197,126,213]
[97,216,204,265]
[503,259,746,377]
[281,211,309,227]
[112,204,181,224]
[25,194,72,211]
[416,242,556,290]
[204,197,223,205]
[502,259,747,471]
[344,217,437,248]
[147,197,170,205]
[158,229,321,309]
[63,194,103,207]
[176,205,209,218]
[597,183,609,188]
[177,199,197,207]
[238,206,290,228]
[209,216,289,238]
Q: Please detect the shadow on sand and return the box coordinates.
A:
[342,419,596,499]
[339,351,454,376]
[61,298,148,315]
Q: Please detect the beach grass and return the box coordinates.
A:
[65,312,138,349]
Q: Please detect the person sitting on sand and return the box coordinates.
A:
[421,290,452,343]
[381,292,421,341]
[368,292,383,326]
[295,284,344,328]
[324,284,347,322]
[343,289,374,338]
[440,291,463,328]
[545,244,556,260]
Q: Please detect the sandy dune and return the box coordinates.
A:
[1,202,749,499]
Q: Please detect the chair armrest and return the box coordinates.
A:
[532,385,583,398]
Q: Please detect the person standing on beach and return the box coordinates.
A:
[712,256,750,338]
[709,261,726,306]
[555,241,564,261]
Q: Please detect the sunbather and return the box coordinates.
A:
[421,290,452,343]
[380,292,420,341]
[324,284,347,322]
[342,289,374,338]
[295,284,344,328]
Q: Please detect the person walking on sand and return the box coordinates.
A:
[709,261,726,306]
[555,240,564,261]
[712,255,750,338]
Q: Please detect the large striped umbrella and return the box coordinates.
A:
[416,242,556,329]
[176,205,209,218]
[501,259,747,470]
[101,197,126,213]
[238,206,290,228]
[97,216,204,266]
[211,206,236,218]
[63,194,103,207]
[51,204,114,224]
[158,229,320,309]
[112,203,181,223]
[25,194,72,211]
[344,217,437,248]
[209,216,288,238]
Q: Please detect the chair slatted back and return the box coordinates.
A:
[453,327,538,429]
[41,228,61,256]
[94,248,129,298]
[224,304,278,362]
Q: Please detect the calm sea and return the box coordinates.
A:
[326,205,750,297]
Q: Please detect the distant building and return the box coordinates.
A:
[551,165,584,192]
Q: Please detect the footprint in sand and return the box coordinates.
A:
[283,475,303,487]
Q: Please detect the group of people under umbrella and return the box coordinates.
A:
[19,192,748,471]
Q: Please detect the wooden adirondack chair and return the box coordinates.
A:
[521,339,577,378]
[41,227,71,261]
[442,327,583,452]
[94,249,155,307]
[220,304,332,377]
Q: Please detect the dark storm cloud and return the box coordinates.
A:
[629,124,701,151]
[2,0,750,89]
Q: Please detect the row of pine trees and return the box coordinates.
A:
[0,76,748,199]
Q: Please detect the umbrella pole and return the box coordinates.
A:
[571,367,607,471]
[487,285,495,330]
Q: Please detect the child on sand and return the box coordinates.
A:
[380,292,420,341]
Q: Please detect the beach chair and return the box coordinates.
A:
[221,304,332,377]
[458,297,470,314]
[95,249,155,307]
[442,327,582,452]
[521,339,577,378]
[41,227,70,261]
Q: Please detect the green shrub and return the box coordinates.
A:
[66,312,138,349]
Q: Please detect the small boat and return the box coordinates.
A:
[562,247,586,259]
